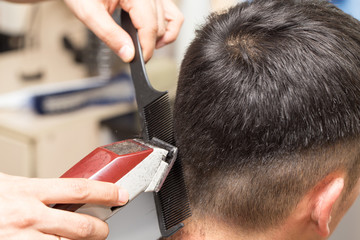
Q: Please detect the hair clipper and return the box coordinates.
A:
[53,138,177,220]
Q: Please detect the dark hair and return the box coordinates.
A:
[174,0,360,230]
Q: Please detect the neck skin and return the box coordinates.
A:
[168,217,266,240]
[167,207,324,240]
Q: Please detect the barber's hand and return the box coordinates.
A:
[0,172,128,240]
[64,0,184,63]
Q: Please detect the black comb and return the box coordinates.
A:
[120,10,191,238]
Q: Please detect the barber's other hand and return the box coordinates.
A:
[0,172,128,240]
[64,0,184,63]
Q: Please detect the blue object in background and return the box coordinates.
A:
[331,0,360,20]
[32,73,134,115]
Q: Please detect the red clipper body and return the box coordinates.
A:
[54,138,177,220]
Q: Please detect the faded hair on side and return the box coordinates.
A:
[174,0,360,230]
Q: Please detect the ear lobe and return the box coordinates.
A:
[311,178,344,237]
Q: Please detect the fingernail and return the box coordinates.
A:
[118,188,129,204]
[118,45,134,62]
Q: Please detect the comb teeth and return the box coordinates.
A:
[143,93,192,235]
[143,94,175,145]
[157,157,192,230]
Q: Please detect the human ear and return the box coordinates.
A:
[310,177,344,237]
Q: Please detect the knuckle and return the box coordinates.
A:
[149,24,159,36]
[76,218,93,238]
[17,216,36,229]
[11,204,37,228]
[103,185,118,204]
[70,179,90,201]
[158,28,166,38]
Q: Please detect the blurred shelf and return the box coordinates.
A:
[0,103,135,178]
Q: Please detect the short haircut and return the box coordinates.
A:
[174,0,360,230]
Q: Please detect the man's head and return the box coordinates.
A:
[174,0,360,238]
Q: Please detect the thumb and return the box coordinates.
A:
[74,4,135,62]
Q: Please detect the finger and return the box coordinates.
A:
[41,233,70,240]
[38,208,109,240]
[69,1,135,62]
[0,172,9,179]
[16,230,72,240]
[27,178,128,206]
[0,172,24,180]
[156,0,166,38]
[122,0,158,62]
[11,230,63,240]
[156,0,184,48]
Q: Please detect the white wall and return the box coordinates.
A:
[330,197,360,240]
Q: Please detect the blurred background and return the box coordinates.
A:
[0,0,358,239]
